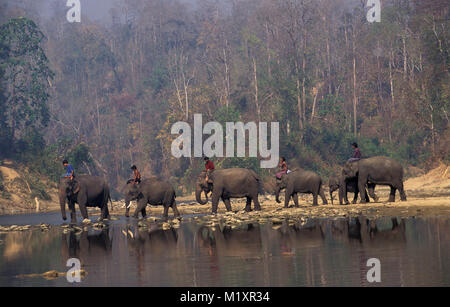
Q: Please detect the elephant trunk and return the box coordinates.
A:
[330,189,334,205]
[195,185,208,205]
[59,190,67,221]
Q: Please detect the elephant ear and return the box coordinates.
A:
[72,181,81,194]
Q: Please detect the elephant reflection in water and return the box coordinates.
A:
[123,226,179,281]
[196,224,264,258]
[328,217,406,245]
[60,229,112,263]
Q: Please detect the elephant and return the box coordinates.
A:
[342,156,407,203]
[195,168,262,213]
[59,175,111,223]
[275,170,328,207]
[124,177,179,220]
[329,175,378,205]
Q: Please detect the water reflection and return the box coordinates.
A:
[0,216,449,286]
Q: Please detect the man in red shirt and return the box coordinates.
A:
[204,157,215,183]
[348,142,362,162]
[204,157,215,171]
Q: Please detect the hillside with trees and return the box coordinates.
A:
[0,0,448,197]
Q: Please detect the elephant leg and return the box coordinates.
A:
[284,189,291,208]
[133,198,147,218]
[358,176,368,203]
[163,206,169,220]
[367,183,378,202]
[319,187,328,205]
[312,193,319,206]
[211,191,221,214]
[244,197,252,212]
[292,193,299,208]
[364,190,370,202]
[223,198,232,212]
[78,195,89,219]
[141,207,147,218]
[253,195,261,211]
[100,204,110,220]
[352,191,358,204]
[398,182,407,201]
[388,186,396,202]
[342,184,350,204]
[171,202,181,217]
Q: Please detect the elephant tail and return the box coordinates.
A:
[249,169,265,195]
[109,194,114,211]
[257,177,265,195]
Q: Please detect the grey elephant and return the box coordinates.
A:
[195,168,262,213]
[329,176,378,205]
[275,170,328,207]
[124,177,179,219]
[59,175,112,223]
[342,156,407,203]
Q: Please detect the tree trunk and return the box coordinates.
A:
[253,57,261,122]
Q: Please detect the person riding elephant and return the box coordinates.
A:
[124,177,179,220]
[348,142,362,162]
[62,159,75,180]
[342,156,407,203]
[127,165,141,184]
[329,175,378,205]
[275,169,328,207]
[276,157,289,180]
[59,175,112,223]
[196,168,262,213]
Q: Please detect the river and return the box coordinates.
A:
[0,212,449,286]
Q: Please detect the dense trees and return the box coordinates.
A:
[0,17,53,157]
[0,0,448,194]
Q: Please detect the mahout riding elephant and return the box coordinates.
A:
[195,168,262,213]
[275,170,328,207]
[342,156,407,203]
[59,175,111,223]
[124,177,179,220]
[329,175,378,205]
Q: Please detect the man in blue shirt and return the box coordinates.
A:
[62,160,75,180]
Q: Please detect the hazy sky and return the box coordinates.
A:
[3,0,199,25]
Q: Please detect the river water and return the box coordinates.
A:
[0,212,449,286]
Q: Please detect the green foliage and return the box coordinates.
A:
[214,105,241,124]
[0,17,53,146]
[219,157,260,173]
[66,144,92,172]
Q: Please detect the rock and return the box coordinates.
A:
[271,218,283,225]
[137,221,147,228]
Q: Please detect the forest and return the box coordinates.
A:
[0,0,448,196]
